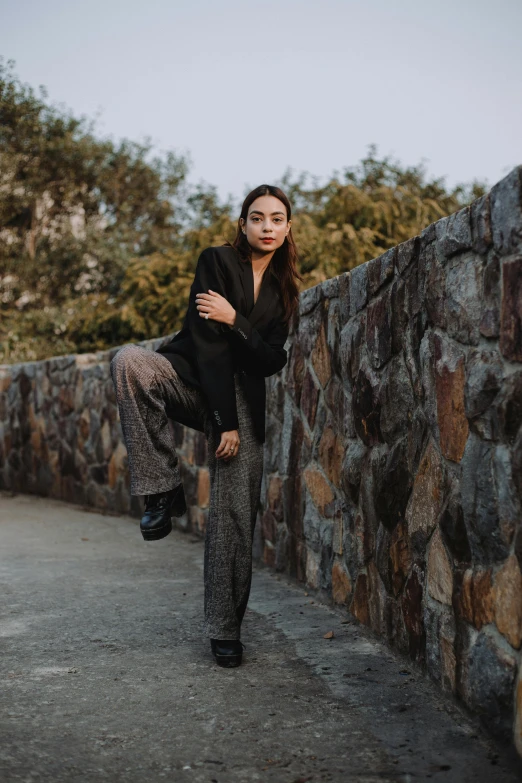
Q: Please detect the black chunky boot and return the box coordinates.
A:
[140,484,187,541]
[210,639,245,668]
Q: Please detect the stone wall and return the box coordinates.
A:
[1,166,521,752]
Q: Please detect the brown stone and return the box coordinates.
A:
[440,621,457,693]
[500,256,522,362]
[267,475,283,521]
[304,467,334,515]
[263,541,276,568]
[79,409,90,440]
[59,384,75,414]
[30,428,42,456]
[390,521,412,596]
[108,442,127,489]
[197,468,210,508]
[301,368,320,430]
[406,439,445,538]
[318,426,343,487]
[100,419,112,461]
[351,573,370,626]
[493,555,522,649]
[196,509,206,534]
[352,367,382,446]
[427,528,453,605]
[261,510,277,543]
[457,568,494,629]
[401,564,425,660]
[0,372,12,392]
[435,356,469,462]
[332,560,352,604]
[311,321,331,388]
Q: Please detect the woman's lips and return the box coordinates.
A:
[261,238,275,242]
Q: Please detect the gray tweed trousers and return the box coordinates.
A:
[110,344,264,640]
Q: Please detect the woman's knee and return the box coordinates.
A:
[110,344,146,381]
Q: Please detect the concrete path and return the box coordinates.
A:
[1,494,520,783]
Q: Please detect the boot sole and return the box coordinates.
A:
[141,518,173,541]
[213,653,242,667]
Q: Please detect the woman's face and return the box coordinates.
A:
[240,195,291,256]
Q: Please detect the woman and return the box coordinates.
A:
[110,184,302,667]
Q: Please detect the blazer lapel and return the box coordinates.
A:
[234,251,274,327]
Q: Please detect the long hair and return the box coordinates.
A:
[224,184,303,326]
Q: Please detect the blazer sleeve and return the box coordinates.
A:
[188,247,239,432]
[226,310,290,377]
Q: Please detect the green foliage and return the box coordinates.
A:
[0,62,487,364]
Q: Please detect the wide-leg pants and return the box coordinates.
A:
[109,344,264,640]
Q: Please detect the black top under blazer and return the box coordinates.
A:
[156,244,290,443]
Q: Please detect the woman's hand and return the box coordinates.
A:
[216,430,240,461]
[196,290,236,327]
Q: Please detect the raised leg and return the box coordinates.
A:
[110,344,208,496]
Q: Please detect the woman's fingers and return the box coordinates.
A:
[215,432,240,460]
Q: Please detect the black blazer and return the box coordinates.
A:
[156,244,290,443]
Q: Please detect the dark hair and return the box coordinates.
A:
[224,184,303,325]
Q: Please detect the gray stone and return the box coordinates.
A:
[420,221,436,251]
[338,271,351,328]
[320,275,340,300]
[461,434,509,565]
[390,277,408,353]
[490,166,522,255]
[471,193,492,254]
[467,632,517,741]
[379,353,415,444]
[445,253,483,345]
[494,444,521,547]
[366,289,392,369]
[396,236,419,275]
[341,439,367,505]
[349,262,368,316]
[299,284,321,316]
[367,248,396,296]
[464,348,503,420]
[339,312,365,387]
[435,207,472,259]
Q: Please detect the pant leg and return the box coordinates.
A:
[203,371,264,640]
[110,344,209,496]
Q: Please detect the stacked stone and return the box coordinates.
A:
[261,166,522,750]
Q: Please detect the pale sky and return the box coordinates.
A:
[1,0,521,208]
